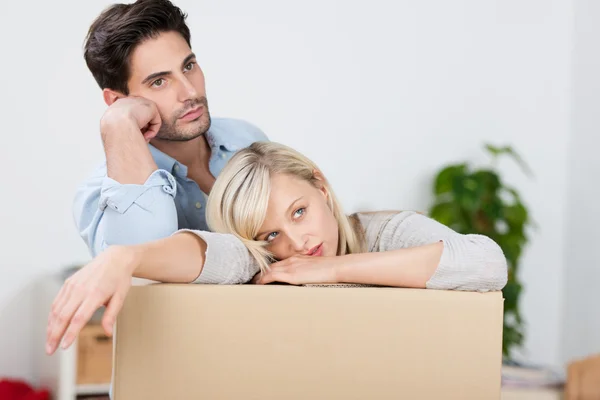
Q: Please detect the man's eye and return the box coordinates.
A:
[151,78,164,87]
[184,62,195,72]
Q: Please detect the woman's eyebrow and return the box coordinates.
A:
[286,197,304,214]
[256,197,304,238]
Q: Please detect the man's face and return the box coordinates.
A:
[127,31,211,141]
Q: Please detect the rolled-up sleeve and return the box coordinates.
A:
[378,211,508,292]
[74,169,179,257]
[99,170,176,214]
[175,229,260,284]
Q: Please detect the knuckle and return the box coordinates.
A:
[51,307,61,319]
[66,278,80,290]
[57,312,70,324]
[91,286,107,299]
[71,313,86,327]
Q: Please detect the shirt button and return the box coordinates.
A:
[195,202,202,209]
[174,165,179,171]
[220,153,226,159]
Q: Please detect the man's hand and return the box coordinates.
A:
[101,96,162,143]
[99,97,161,184]
[45,245,140,355]
[252,255,341,285]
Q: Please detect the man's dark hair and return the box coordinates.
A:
[84,0,191,95]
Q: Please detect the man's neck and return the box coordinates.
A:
[151,135,216,193]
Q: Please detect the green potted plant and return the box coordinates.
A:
[428,144,534,357]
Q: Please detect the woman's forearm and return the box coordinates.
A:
[336,242,444,288]
[128,232,207,283]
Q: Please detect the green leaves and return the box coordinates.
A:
[503,280,522,314]
[485,143,533,179]
[429,144,533,359]
[504,203,528,231]
[429,202,458,228]
[434,164,467,195]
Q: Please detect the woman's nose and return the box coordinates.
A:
[288,231,309,253]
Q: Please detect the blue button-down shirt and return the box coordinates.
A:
[73,117,268,257]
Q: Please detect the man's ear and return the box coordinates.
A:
[102,88,125,106]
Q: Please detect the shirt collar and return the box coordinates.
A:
[148,144,188,177]
[147,121,241,177]
[205,123,242,152]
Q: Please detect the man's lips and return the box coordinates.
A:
[179,106,203,121]
[306,243,323,257]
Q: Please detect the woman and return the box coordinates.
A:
[205,141,507,289]
[45,141,507,355]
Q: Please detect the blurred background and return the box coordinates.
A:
[0,0,598,398]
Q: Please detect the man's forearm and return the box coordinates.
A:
[102,121,158,184]
[128,232,207,283]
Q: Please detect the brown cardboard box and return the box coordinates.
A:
[76,323,113,385]
[113,284,504,399]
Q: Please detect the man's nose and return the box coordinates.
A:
[179,76,198,101]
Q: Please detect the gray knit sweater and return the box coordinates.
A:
[180,211,508,292]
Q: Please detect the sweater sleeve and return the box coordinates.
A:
[376,211,508,292]
[175,229,260,284]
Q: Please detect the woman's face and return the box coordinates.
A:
[255,173,339,260]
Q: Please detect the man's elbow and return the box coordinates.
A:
[101,200,179,248]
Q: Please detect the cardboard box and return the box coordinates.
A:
[76,323,113,385]
[113,284,504,399]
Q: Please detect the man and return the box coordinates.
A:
[75,0,267,257]
[46,0,266,355]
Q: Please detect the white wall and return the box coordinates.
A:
[561,0,600,364]
[0,0,575,384]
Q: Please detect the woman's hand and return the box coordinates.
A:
[252,255,342,285]
[45,245,140,355]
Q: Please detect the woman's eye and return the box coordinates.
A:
[293,208,305,218]
[266,232,278,242]
[151,78,164,87]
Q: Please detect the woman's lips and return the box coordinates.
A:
[307,243,323,257]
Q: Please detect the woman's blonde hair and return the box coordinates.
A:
[206,141,365,273]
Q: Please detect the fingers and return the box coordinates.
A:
[250,273,262,284]
[102,291,126,336]
[257,267,289,285]
[47,282,71,336]
[257,272,276,285]
[142,119,161,142]
[60,295,105,350]
[46,282,85,354]
[145,102,162,141]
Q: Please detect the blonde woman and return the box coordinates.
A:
[205,141,507,288]
[46,141,507,355]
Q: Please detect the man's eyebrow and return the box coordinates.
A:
[141,53,197,85]
[181,52,196,68]
[142,71,170,85]
[256,197,304,239]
